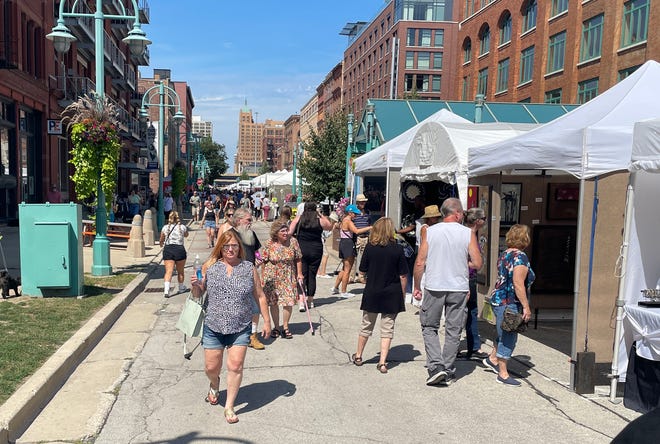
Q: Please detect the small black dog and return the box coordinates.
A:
[0,270,21,299]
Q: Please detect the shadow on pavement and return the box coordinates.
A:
[135,432,254,444]
[231,379,297,414]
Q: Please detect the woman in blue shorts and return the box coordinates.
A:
[202,200,218,248]
[191,229,271,424]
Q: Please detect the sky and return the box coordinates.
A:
[139,0,389,168]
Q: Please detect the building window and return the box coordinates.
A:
[479,25,490,56]
[519,46,534,84]
[419,29,432,47]
[477,68,488,97]
[522,0,537,33]
[551,0,568,17]
[418,52,430,69]
[399,0,449,20]
[621,0,649,48]
[462,76,470,100]
[433,53,443,69]
[465,0,475,17]
[434,29,444,47]
[496,58,509,93]
[463,38,472,63]
[544,88,562,103]
[547,31,566,73]
[618,65,641,81]
[407,29,416,46]
[580,14,603,62]
[406,52,414,69]
[577,78,599,103]
[432,75,441,92]
[499,12,512,45]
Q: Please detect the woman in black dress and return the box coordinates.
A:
[351,217,408,373]
[289,202,334,310]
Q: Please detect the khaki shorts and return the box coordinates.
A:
[359,311,397,339]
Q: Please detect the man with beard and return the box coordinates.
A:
[231,208,265,350]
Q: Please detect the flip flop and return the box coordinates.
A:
[352,353,363,366]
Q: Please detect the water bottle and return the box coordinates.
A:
[193,254,202,281]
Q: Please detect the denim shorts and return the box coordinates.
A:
[493,303,520,359]
[203,221,216,229]
[202,324,251,349]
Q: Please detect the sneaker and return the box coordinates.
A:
[318,274,333,279]
[440,374,456,386]
[299,303,306,312]
[469,350,489,360]
[496,375,521,386]
[339,292,354,298]
[482,357,499,374]
[178,285,188,293]
[330,286,339,294]
[426,368,447,386]
[164,291,171,299]
[309,302,315,308]
[248,333,265,350]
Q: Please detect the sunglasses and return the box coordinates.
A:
[222,243,240,251]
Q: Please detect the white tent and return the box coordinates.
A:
[270,170,307,186]
[252,169,288,187]
[469,60,660,179]
[400,122,537,208]
[353,109,470,175]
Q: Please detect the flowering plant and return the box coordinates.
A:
[334,196,350,219]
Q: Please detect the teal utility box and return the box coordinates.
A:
[19,202,84,297]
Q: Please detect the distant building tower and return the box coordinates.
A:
[191,115,213,139]
[234,102,264,174]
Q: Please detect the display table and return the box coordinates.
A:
[622,305,660,413]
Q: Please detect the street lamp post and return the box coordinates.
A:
[139,82,185,231]
[344,113,354,197]
[47,0,151,276]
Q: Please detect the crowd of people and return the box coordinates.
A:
[174,190,535,423]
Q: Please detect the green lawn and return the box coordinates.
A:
[0,273,137,405]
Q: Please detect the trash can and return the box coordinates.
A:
[19,202,84,297]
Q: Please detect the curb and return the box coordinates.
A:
[0,261,161,444]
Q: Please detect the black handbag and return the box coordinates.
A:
[501,306,527,333]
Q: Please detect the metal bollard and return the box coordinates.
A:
[127,214,145,258]
[143,209,155,245]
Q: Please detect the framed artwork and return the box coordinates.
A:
[547,183,580,220]
[531,225,577,293]
[476,185,491,285]
[500,183,522,227]
[467,186,479,209]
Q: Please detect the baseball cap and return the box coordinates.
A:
[346,204,361,215]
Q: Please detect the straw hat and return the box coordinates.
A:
[356,193,368,202]
[422,205,441,219]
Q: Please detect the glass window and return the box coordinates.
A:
[407,29,416,46]
[520,46,535,84]
[577,78,599,103]
[621,0,649,47]
[499,12,512,45]
[496,58,509,93]
[522,0,537,33]
[432,75,441,92]
[551,0,568,16]
[580,14,603,62]
[477,68,488,97]
[544,88,562,103]
[463,39,472,63]
[618,65,641,81]
[398,0,448,21]
[433,53,443,69]
[418,52,430,69]
[418,29,432,47]
[406,52,414,69]
[479,25,490,55]
[547,31,566,73]
[404,74,415,92]
[465,0,475,17]
[434,29,444,47]
[462,76,470,100]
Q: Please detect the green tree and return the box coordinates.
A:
[299,111,347,201]
[199,137,229,180]
[239,171,250,181]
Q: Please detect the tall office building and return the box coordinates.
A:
[191,115,213,139]
[234,105,263,174]
[456,0,657,104]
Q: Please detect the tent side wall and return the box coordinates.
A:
[574,172,629,384]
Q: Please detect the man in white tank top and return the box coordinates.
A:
[413,198,482,386]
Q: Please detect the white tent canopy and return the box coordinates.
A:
[353,109,470,175]
[269,170,307,186]
[400,122,537,207]
[252,169,288,187]
[469,60,660,179]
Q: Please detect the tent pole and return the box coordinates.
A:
[385,167,391,217]
[609,175,635,403]
[569,178,586,390]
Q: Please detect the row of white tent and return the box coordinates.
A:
[353,59,660,397]
[251,169,305,188]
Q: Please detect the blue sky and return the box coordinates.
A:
[140,0,388,166]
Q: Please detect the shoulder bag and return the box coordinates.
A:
[501,306,527,333]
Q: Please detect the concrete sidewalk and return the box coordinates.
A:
[4,219,641,443]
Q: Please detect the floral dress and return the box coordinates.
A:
[260,238,302,306]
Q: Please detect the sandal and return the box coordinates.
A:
[351,353,363,366]
[205,387,220,405]
[270,328,280,338]
[224,407,239,424]
[377,363,388,374]
[283,328,293,339]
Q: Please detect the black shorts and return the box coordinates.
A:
[163,244,187,261]
[338,238,356,259]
